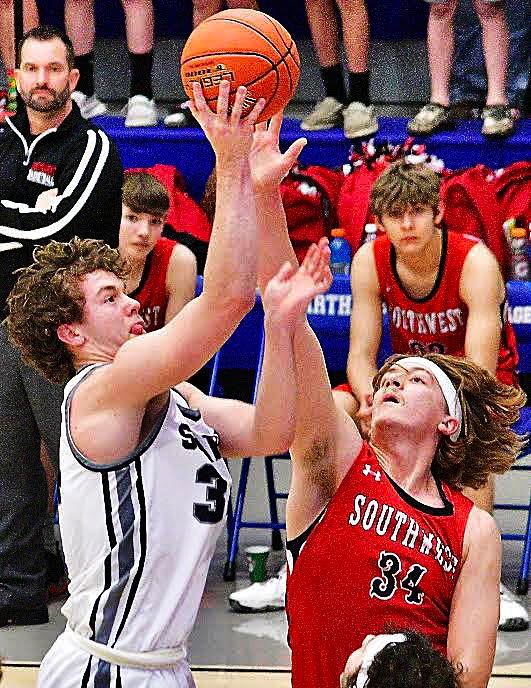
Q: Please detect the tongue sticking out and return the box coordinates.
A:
[130,323,145,336]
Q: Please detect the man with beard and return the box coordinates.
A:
[0,25,122,626]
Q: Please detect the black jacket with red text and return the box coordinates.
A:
[0,102,123,311]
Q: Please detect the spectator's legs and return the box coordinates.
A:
[0,0,38,70]
[0,326,49,625]
[300,0,346,130]
[408,0,458,134]
[473,0,515,135]
[427,0,458,106]
[473,0,508,105]
[305,0,342,74]
[336,0,369,104]
[336,0,377,138]
[65,0,108,118]
[120,0,157,126]
[121,0,154,99]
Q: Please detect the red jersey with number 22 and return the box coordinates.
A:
[286,442,473,688]
[373,230,517,384]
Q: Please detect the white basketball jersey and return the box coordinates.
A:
[58,364,231,655]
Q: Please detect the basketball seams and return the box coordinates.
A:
[181,52,275,69]
[200,17,287,60]
[261,13,301,69]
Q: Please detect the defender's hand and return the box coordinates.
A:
[250,112,307,190]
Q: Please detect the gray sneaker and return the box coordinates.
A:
[408,103,453,135]
[300,97,344,131]
[481,105,516,137]
[72,91,107,119]
[343,101,378,139]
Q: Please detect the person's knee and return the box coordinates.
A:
[430,0,458,21]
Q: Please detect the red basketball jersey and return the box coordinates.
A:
[130,237,175,332]
[373,230,518,384]
[286,443,474,688]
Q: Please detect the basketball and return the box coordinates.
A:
[180,9,300,123]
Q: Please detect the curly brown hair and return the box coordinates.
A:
[351,628,461,688]
[5,237,128,384]
[370,160,440,220]
[372,353,527,490]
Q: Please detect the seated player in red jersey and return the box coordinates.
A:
[119,171,197,332]
[247,114,526,688]
[332,160,527,632]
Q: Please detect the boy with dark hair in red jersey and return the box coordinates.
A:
[246,114,526,688]
[331,160,527,631]
[119,172,197,331]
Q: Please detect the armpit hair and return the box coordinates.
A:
[301,436,337,497]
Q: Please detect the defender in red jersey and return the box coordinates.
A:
[247,115,525,688]
[333,161,527,633]
[119,172,197,332]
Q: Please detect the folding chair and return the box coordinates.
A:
[494,407,531,595]
[497,280,531,595]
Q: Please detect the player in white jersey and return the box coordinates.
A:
[6,80,330,688]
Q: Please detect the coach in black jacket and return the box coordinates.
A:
[0,25,122,626]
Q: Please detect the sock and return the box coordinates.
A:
[74,51,95,97]
[129,50,153,100]
[320,64,346,104]
[348,71,370,106]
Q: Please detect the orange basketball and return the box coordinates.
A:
[181,9,300,123]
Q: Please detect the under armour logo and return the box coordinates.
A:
[363,464,381,481]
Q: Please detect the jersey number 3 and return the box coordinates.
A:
[370,551,427,605]
[193,463,228,524]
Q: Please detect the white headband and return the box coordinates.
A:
[356,634,407,688]
[396,356,462,442]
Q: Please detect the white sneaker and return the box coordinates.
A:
[229,564,287,613]
[124,95,158,127]
[72,91,107,119]
[499,582,529,631]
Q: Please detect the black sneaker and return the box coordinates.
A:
[164,104,199,128]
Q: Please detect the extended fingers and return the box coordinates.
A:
[217,80,231,116]
[245,96,267,128]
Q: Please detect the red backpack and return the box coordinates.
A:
[125,164,212,242]
[440,165,510,279]
[280,164,344,263]
[494,161,531,228]
[336,161,388,252]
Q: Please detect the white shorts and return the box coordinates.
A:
[38,631,195,688]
